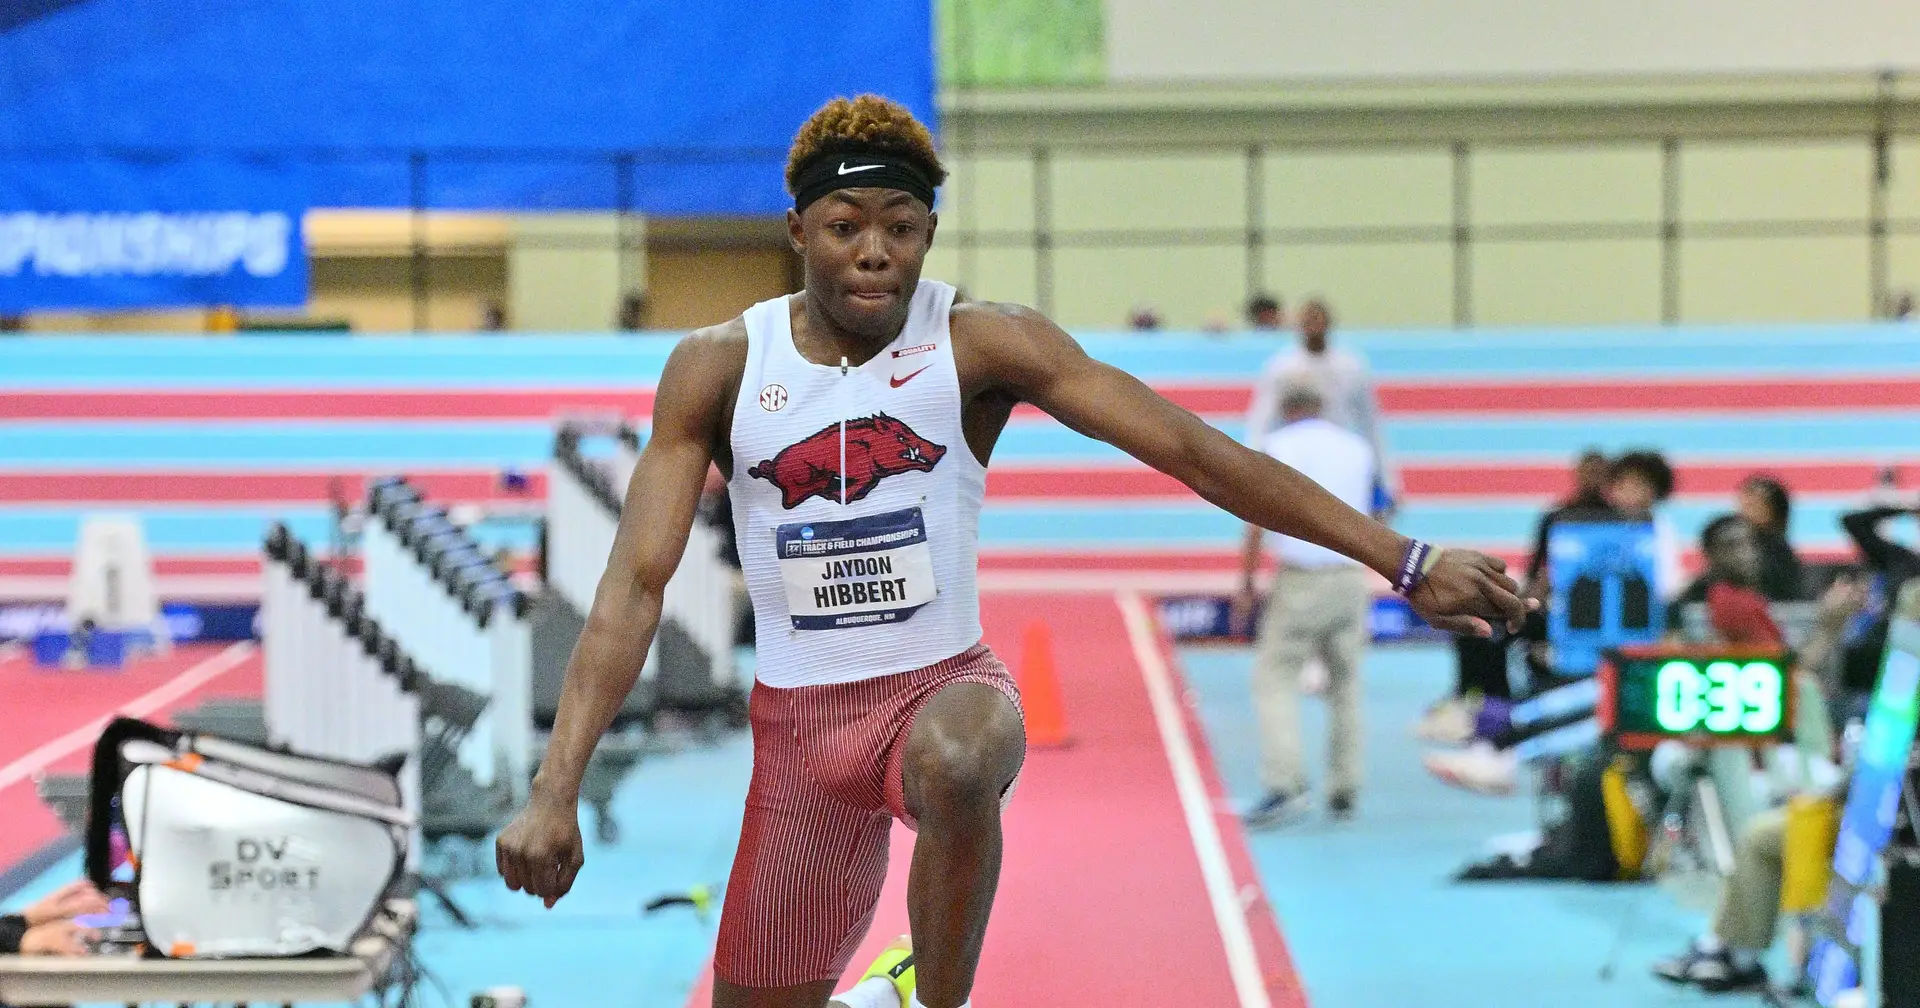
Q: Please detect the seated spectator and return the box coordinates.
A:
[0,879,108,957]
[1602,449,1683,601]
[1518,448,1679,686]
[1666,514,1784,635]
[1426,512,1785,795]
[1832,501,1920,723]
[1420,450,1678,746]
[1653,578,1870,994]
[1419,449,1612,743]
[1737,474,1805,599]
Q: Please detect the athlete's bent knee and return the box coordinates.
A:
[905,687,1023,819]
[908,737,1006,815]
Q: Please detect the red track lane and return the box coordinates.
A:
[0,644,263,874]
[0,470,549,506]
[987,461,1914,501]
[11,374,1920,422]
[0,389,655,421]
[0,556,265,576]
[1377,375,1920,414]
[683,591,1299,1007]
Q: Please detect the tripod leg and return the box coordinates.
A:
[417,875,476,929]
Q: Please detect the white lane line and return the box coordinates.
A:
[0,642,256,793]
[1117,589,1272,1008]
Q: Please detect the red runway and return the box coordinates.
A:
[683,590,1302,1008]
[11,374,1920,422]
[0,643,262,873]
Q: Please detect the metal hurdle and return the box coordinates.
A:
[547,422,737,704]
[260,526,422,844]
[363,478,533,804]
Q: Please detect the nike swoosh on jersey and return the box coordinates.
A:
[890,366,932,388]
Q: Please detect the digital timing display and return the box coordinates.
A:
[1605,651,1792,744]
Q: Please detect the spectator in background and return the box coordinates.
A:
[1417,448,1612,743]
[1244,297,1393,504]
[1427,511,1777,797]
[1832,500,1920,724]
[617,290,648,331]
[1127,306,1163,331]
[1523,449,1614,587]
[1246,293,1284,330]
[1666,515,1776,637]
[1603,449,1684,602]
[1888,289,1914,321]
[0,879,108,957]
[1736,474,1804,599]
[1653,574,1869,995]
[478,300,507,331]
[1235,383,1378,828]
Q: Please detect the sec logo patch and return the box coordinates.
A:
[759,384,788,412]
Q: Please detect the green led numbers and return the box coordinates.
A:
[1737,662,1783,733]
[1656,660,1702,731]
[1648,659,1783,734]
[1703,661,1742,732]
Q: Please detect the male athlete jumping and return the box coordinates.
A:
[497,95,1528,1008]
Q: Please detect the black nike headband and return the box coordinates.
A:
[792,151,937,215]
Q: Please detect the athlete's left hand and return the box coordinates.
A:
[1406,548,1532,637]
[22,880,107,928]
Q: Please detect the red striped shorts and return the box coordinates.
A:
[713,643,1023,989]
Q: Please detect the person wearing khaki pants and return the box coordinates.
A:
[1236,382,1379,827]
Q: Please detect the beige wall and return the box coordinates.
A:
[1105,0,1920,81]
[507,214,645,332]
[306,255,507,332]
[934,74,1920,329]
[644,247,797,330]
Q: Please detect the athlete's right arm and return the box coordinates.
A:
[497,325,739,907]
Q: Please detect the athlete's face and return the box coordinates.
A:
[790,189,937,341]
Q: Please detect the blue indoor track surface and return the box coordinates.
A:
[3,642,1816,1007]
[4,325,1920,387]
[1179,642,1736,1008]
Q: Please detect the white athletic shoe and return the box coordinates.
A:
[1423,742,1517,795]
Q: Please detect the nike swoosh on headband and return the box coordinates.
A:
[837,163,885,175]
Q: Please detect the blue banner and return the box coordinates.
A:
[0,158,305,311]
[0,601,259,643]
[1547,521,1663,676]
[1157,593,1448,645]
[0,0,933,216]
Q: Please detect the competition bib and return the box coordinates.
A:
[776,507,936,630]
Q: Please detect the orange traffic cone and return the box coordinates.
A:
[1015,620,1071,748]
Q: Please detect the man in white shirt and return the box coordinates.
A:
[1243,298,1392,505]
[1234,382,1379,827]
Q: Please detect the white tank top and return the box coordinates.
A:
[727,279,986,688]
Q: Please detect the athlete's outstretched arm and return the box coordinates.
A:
[960,302,1526,636]
[497,327,735,907]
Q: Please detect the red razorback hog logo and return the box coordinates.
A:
[747,414,947,509]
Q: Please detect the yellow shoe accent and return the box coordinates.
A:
[859,935,915,1006]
